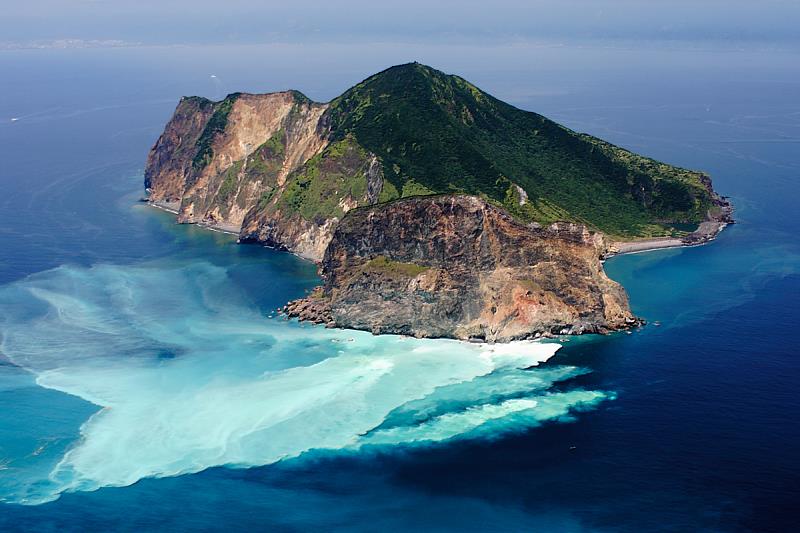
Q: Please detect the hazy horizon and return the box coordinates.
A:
[3,0,799,49]
[2,3,800,531]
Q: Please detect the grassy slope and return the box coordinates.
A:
[261,135,373,221]
[325,63,714,238]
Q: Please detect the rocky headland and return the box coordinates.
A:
[283,195,639,341]
[144,63,731,341]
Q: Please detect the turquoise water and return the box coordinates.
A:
[1,257,603,505]
[1,44,799,531]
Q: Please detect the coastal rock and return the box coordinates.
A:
[146,91,329,233]
[607,189,734,256]
[286,195,639,342]
[144,96,215,204]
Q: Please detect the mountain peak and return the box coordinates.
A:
[376,61,440,76]
[338,62,453,97]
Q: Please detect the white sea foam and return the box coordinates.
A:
[0,261,610,504]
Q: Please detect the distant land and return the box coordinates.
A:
[145,62,732,341]
[0,39,141,50]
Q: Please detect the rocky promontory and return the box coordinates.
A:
[144,63,731,341]
[284,195,639,341]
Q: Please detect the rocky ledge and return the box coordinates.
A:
[284,195,641,342]
[682,194,734,246]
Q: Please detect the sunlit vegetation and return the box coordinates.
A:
[325,63,714,238]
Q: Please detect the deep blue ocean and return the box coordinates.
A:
[0,43,798,532]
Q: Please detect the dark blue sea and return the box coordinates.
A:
[0,43,798,532]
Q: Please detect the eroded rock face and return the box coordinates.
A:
[181,94,326,229]
[145,92,382,258]
[145,97,215,203]
[286,195,638,341]
[238,139,385,262]
[145,92,330,232]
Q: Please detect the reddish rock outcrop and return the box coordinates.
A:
[285,195,639,341]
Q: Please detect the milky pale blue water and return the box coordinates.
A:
[0,43,799,531]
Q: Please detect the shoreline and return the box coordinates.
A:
[144,194,734,260]
[607,223,729,258]
[608,224,729,257]
[143,198,317,261]
[141,193,732,342]
[144,199,241,236]
[606,198,734,258]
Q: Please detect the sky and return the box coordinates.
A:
[2,0,799,48]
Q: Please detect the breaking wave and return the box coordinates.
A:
[0,260,611,504]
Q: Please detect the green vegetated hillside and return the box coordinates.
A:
[267,135,376,220]
[323,63,714,238]
[178,63,716,239]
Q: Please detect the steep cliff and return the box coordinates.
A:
[284,195,637,341]
[146,90,330,231]
[239,136,385,261]
[144,62,731,339]
[144,96,216,205]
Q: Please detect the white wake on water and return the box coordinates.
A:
[0,261,611,504]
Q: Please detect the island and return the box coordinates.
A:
[144,63,732,341]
